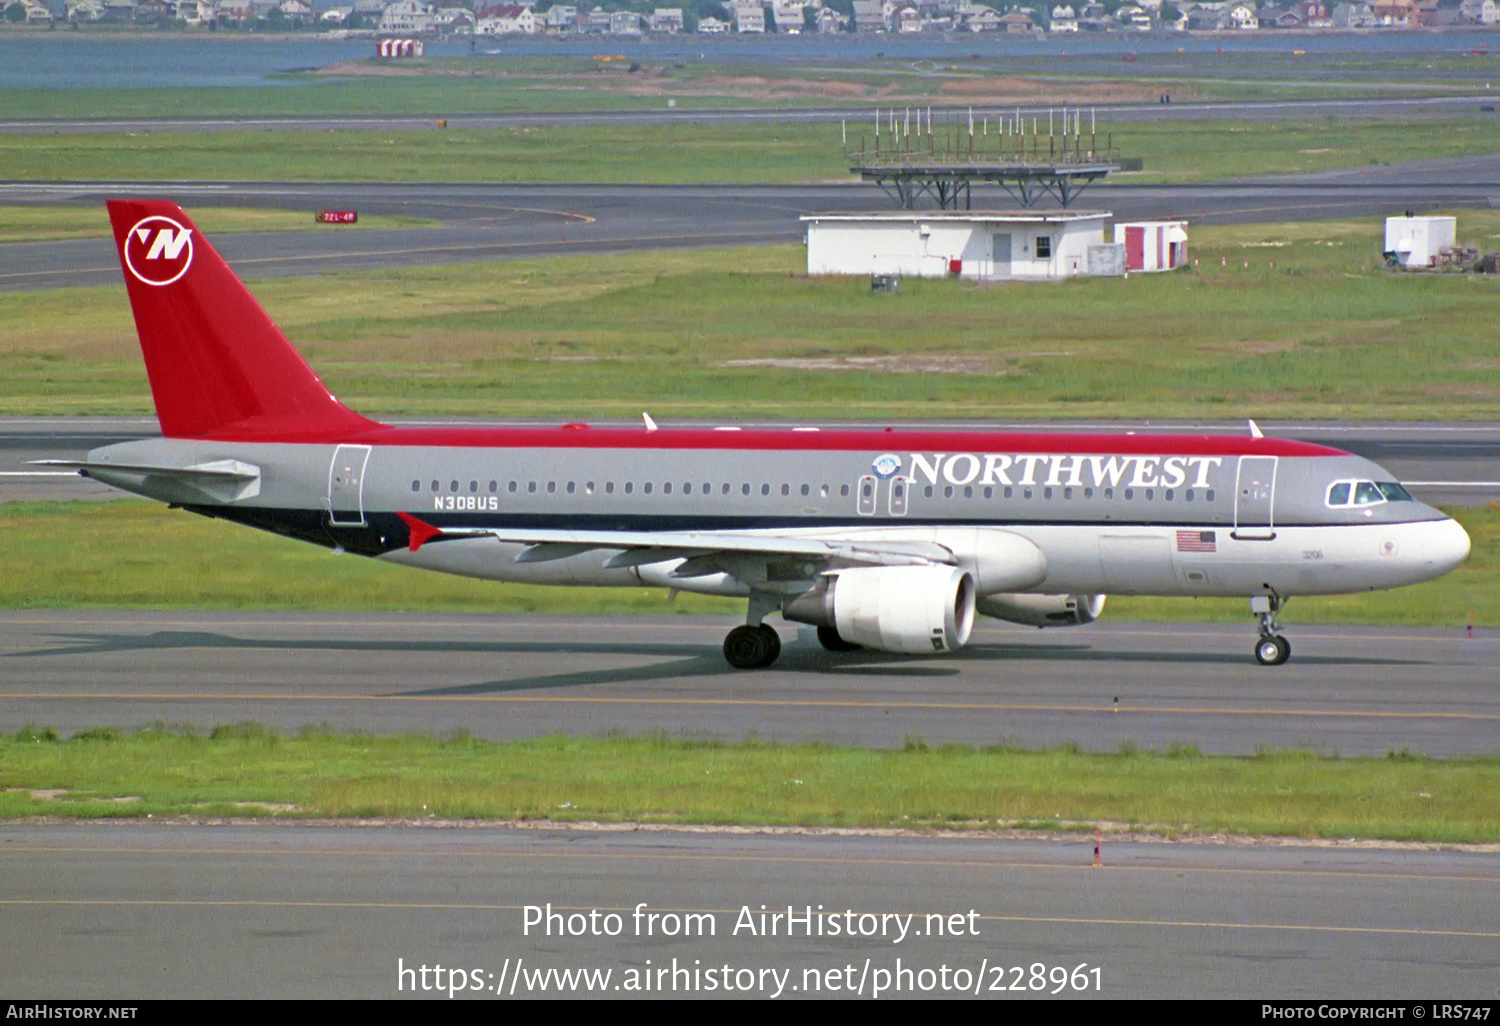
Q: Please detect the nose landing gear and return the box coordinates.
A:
[1251,591,1291,666]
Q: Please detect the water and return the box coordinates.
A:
[0,30,1482,91]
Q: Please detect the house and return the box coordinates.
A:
[277,0,311,22]
[649,6,683,31]
[814,6,845,30]
[852,0,887,30]
[1371,0,1413,23]
[544,4,576,30]
[896,3,922,29]
[696,13,728,29]
[731,0,764,30]
[475,3,537,33]
[1219,1,1259,26]
[1330,0,1375,23]
[379,0,436,31]
[67,0,108,20]
[998,8,1034,29]
[610,9,641,32]
[1296,0,1332,24]
[771,0,804,31]
[1459,0,1497,23]
[1048,4,1077,28]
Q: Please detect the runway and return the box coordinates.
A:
[2,611,1494,756]
[7,417,1497,506]
[3,156,1498,289]
[1,821,1495,999]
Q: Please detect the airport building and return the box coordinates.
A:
[801,210,1115,281]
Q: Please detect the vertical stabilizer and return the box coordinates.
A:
[107,199,381,439]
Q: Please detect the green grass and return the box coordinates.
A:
[2,116,1497,185]
[0,204,438,243]
[1,727,1493,841]
[5,215,1500,422]
[2,499,1492,625]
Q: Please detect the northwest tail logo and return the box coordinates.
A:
[123,216,194,286]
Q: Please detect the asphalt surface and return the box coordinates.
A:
[3,154,1500,289]
[6,417,1496,506]
[1,821,1495,999]
[3,611,1494,757]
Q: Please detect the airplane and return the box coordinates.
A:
[44,200,1472,670]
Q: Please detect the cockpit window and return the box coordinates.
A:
[1328,479,1401,508]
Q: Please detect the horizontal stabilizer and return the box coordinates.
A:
[34,458,261,502]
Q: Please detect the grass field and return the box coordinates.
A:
[2,499,1492,625]
[1,727,1494,841]
[2,116,1497,184]
[1,44,1495,121]
[5,215,1499,422]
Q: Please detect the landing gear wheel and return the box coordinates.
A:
[724,624,779,669]
[1255,635,1291,666]
[816,625,862,652]
[756,623,781,664]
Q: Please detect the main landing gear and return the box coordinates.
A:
[1251,592,1291,666]
[724,624,780,669]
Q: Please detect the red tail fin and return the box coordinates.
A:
[107,200,380,440]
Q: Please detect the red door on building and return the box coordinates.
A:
[1124,226,1145,271]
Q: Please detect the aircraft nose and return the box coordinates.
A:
[1420,517,1471,577]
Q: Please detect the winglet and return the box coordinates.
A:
[643,412,658,432]
[1248,419,1264,439]
[397,512,442,552]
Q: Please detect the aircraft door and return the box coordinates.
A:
[1233,456,1277,539]
[888,476,909,516]
[328,444,372,527]
[857,475,878,516]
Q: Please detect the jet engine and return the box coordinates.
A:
[783,564,976,654]
[976,593,1106,628]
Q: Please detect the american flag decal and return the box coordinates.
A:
[1176,530,1217,553]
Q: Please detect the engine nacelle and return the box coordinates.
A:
[976,593,1106,628]
[784,564,976,654]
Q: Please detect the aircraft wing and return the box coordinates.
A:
[396,512,954,576]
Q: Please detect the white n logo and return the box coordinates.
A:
[124,215,195,286]
[144,228,192,260]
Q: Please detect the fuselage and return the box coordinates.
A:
[84,424,1471,602]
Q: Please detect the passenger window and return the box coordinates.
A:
[781,484,790,497]
[761,484,770,496]
[509,481,518,493]
[567,481,576,494]
[547,481,556,494]
[469,481,478,493]
[450,480,459,493]
[411,480,420,492]
[624,482,633,494]
[841,485,850,497]
[924,485,934,498]
[801,484,810,497]
[431,480,439,492]
[644,482,653,495]
[528,481,537,494]
[606,482,615,494]
[663,483,672,495]
[742,484,751,496]
[489,481,497,493]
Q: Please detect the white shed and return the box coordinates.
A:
[1384,215,1456,269]
[801,211,1111,281]
[1113,220,1189,272]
